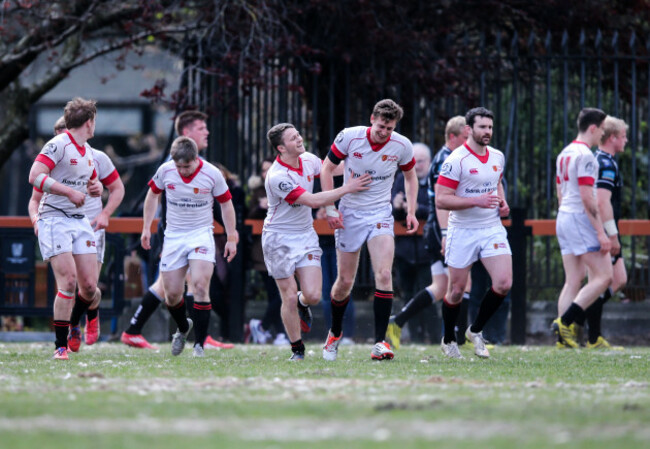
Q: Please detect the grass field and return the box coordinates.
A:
[0,341,649,449]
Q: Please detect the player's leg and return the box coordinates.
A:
[440,265,470,358]
[162,265,192,355]
[187,259,214,357]
[557,254,586,316]
[366,234,395,360]
[67,253,98,352]
[83,260,103,345]
[49,252,78,357]
[121,273,163,349]
[586,256,626,348]
[274,275,304,360]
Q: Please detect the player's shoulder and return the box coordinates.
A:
[487,146,505,159]
[334,126,366,144]
[90,148,110,162]
[300,151,322,164]
[388,130,412,148]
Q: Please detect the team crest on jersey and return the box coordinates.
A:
[307,175,312,182]
[195,247,208,254]
[469,168,479,175]
[45,143,57,154]
[353,152,363,159]
[70,159,78,165]
[492,165,498,172]
[493,242,507,249]
[382,155,398,162]
[307,253,321,261]
[278,181,292,192]
[440,163,452,176]
[86,240,96,247]
[335,131,344,143]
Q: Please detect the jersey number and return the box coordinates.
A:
[558,156,571,181]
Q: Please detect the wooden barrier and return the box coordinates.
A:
[2,216,649,236]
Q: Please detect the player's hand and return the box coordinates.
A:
[347,173,372,193]
[87,179,103,197]
[91,212,109,231]
[598,231,611,254]
[440,236,446,256]
[474,192,501,209]
[68,190,86,207]
[609,235,621,256]
[499,198,510,217]
[141,230,151,250]
[224,241,238,262]
[326,211,344,229]
[405,213,418,234]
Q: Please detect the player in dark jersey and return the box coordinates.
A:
[385,116,469,349]
[586,116,628,349]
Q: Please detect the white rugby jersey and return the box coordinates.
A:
[84,149,120,221]
[330,126,414,210]
[556,141,598,214]
[35,131,97,219]
[263,152,322,233]
[437,143,505,228]
[148,159,231,232]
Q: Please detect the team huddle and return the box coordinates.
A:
[28,97,627,361]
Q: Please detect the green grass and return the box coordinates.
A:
[1,342,649,448]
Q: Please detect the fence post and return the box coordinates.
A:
[508,207,531,344]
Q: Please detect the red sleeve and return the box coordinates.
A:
[437,175,459,190]
[578,176,595,186]
[35,154,55,170]
[100,169,119,186]
[399,157,416,171]
[284,186,306,205]
[148,179,163,194]
[330,144,346,160]
[215,190,233,204]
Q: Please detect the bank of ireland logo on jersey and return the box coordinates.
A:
[278,181,292,192]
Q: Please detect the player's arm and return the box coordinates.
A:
[27,189,43,236]
[597,187,620,255]
[218,199,239,263]
[579,184,610,253]
[294,173,371,208]
[28,161,85,207]
[320,156,344,228]
[555,181,562,207]
[402,167,419,234]
[497,179,510,217]
[141,188,161,250]
[92,177,125,231]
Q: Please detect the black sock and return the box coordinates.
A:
[184,292,194,316]
[561,303,585,327]
[291,339,305,355]
[330,296,350,337]
[442,298,461,344]
[69,292,93,327]
[395,288,434,328]
[126,289,162,334]
[586,288,611,344]
[470,288,507,333]
[455,293,470,344]
[374,290,393,343]
[87,308,98,321]
[54,320,69,349]
[193,302,211,347]
[168,299,189,333]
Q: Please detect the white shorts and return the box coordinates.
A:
[445,225,511,269]
[160,227,215,272]
[95,229,106,263]
[37,216,97,261]
[335,204,394,253]
[556,211,601,256]
[262,229,322,279]
[431,260,448,277]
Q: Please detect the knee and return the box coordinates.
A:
[78,279,96,300]
[374,267,392,288]
[612,275,627,293]
[301,288,321,306]
[447,284,465,303]
[335,275,355,294]
[492,277,512,296]
[192,282,209,300]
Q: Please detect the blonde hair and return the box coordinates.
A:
[601,116,628,144]
[445,116,466,139]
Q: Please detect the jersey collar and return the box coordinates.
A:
[463,143,489,163]
[366,127,390,152]
[65,131,86,157]
[572,140,591,149]
[180,159,203,183]
[276,155,303,176]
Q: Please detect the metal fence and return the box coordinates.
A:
[185,29,650,302]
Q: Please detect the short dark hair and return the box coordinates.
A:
[372,99,404,122]
[175,110,208,135]
[267,123,295,152]
[64,97,97,129]
[170,136,198,163]
[465,107,494,128]
[577,107,607,133]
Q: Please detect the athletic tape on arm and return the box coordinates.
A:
[34,173,56,193]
